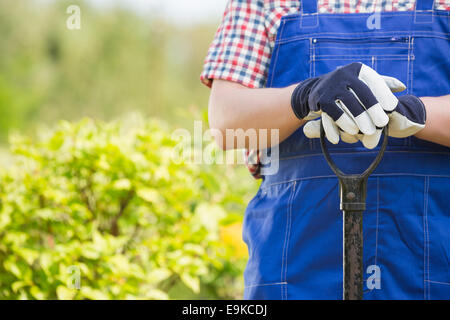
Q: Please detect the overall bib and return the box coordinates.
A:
[243,0,450,299]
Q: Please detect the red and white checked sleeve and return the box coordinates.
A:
[200,0,272,89]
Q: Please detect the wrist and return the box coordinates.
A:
[388,95,427,139]
[412,96,428,139]
[290,77,320,120]
[398,95,427,124]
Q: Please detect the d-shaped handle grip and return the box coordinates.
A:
[320,122,388,212]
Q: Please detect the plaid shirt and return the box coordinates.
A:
[201,0,450,179]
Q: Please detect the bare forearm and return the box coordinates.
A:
[209,80,303,150]
[415,95,450,147]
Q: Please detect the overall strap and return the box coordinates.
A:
[414,0,435,23]
[415,0,435,11]
[300,0,319,28]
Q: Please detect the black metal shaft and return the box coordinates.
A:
[343,210,364,300]
[319,122,388,300]
[338,176,367,300]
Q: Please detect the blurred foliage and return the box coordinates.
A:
[0,117,257,299]
[0,0,216,140]
[0,0,259,300]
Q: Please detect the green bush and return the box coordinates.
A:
[0,117,257,299]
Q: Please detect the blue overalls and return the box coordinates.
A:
[243,0,450,300]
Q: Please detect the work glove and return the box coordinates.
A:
[291,62,405,146]
[303,94,427,149]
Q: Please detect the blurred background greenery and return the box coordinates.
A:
[0,0,259,299]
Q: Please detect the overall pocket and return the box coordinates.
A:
[425,176,450,299]
[242,181,296,300]
[371,175,450,300]
[310,35,413,148]
[311,36,411,82]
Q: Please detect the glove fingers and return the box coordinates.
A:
[322,113,340,144]
[340,130,359,144]
[347,80,389,128]
[381,75,406,93]
[361,129,382,149]
[336,94,376,135]
[303,119,360,145]
[358,64,399,112]
[366,102,389,128]
[334,110,360,136]
[303,114,341,144]
[347,79,379,112]
[303,119,321,139]
[304,110,321,121]
[319,99,359,135]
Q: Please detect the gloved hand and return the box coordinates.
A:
[304,95,427,149]
[291,62,405,145]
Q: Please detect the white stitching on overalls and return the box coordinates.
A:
[423,176,430,300]
[281,181,296,300]
[276,150,450,162]
[409,36,416,149]
[276,31,450,44]
[281,12,449,25]
[262,173,450,189]
[310,37,315,151]
[425,280,450,286]
[407,36,412,96]
[363,177,381,296]
[268,20,285,87]
[375,177,380,266]
[426,176,431,300]
[245,282,288,289]
[404,36,412,147]
[315,45,409,50]
[411,36,416,95]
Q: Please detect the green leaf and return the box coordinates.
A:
[147,268,171,284]
[4,260,22,278]
[17,248,39,265]
[113,179,132,190]
[136,188,160,203]
[180,273,200,294]
[11,281,28,293]
[146,289,169,300]
[80,287,109,300]
[194,203,226,234]
[56,285,76,300]
[0,212,11,229]
[81,245,100,260]
[30,286,45,300]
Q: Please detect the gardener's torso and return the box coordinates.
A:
[243,0,450,300]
